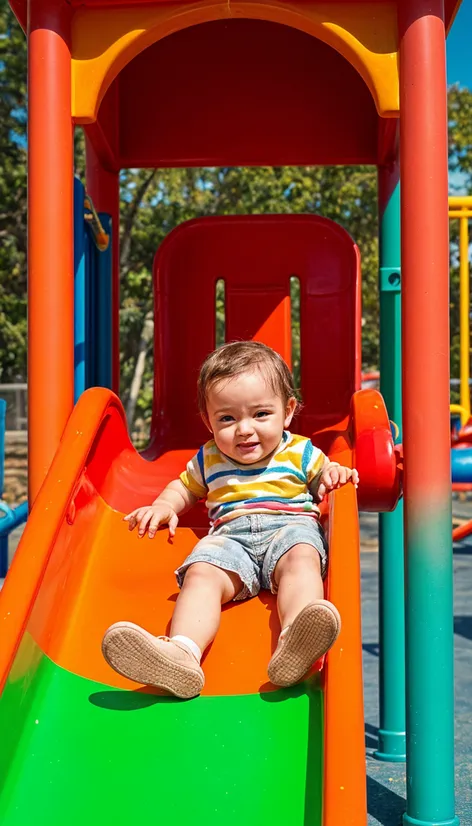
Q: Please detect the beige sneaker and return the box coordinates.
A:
[102,621,204,699]
[268,600,341,687]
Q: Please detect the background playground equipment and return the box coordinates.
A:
[0,2,460,826]
[0,187,110,578]
[449,196,472,501]
[0,401,27,578]
[83,192,110,253]
[73,179,112,400]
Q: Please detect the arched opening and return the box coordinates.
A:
[91,19,380,169]
[73,2,398,124]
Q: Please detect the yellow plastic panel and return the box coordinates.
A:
[72,1,399,123]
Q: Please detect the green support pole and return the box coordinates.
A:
[375,164,406,762]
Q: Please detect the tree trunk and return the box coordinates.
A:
[126,311,154,429]
[120,169,157,273]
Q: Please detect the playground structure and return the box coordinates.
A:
[0,401,27,578]
[449,197,472,428]
[359,194,472,497]
[450,196,472,482]
[0,2,461,826]
[448,195,472,542]
[0,185,110,577]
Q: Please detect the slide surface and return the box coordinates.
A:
[0,389,371,826]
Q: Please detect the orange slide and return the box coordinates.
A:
[0,385,398,826]
[0,216,400,824]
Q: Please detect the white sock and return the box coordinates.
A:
[170,635,202,662]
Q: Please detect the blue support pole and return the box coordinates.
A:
[85,230,94,388]
[95,214,113,389]
[0,529,8,579]
[75,180,112,396]
[0,536,6,579]
[0,399,7,577]
[0,398,5,495]
[74,177,86,402]
[0,501,28,536]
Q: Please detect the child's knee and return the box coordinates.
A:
[276,544,322,578]
[182,562,242,600]
[183,561,220,585]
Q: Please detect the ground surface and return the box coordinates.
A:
[2,507,471,825]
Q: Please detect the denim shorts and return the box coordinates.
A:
[175,514,328,601]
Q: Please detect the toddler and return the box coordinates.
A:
[102,341,359,698]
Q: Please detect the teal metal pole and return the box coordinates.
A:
[375,162,406,763]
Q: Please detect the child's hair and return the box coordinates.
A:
[198,341,297,415]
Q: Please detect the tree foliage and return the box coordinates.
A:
[0,0,471,426]
[0,0,27,381]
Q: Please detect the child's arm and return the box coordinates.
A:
[124,480,197,539]
[313,459,359,502]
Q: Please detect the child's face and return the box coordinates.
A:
[204,370,296,464]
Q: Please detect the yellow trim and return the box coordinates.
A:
[449,196,471,426]
[459,209,470,425]
[449,196,472,209]
[84,195,110,252]
[389,420,400,441]
[450,404,469,418]
[71,1,399,123]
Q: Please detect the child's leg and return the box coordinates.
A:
[273,544,324,629]
[102,562,242,699]
[268,544,340,687]
[170,562,243,651]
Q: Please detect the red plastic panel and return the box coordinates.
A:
[115,19,378,168]
[452,417,472,445]
[150,214,361,453]
[351,389,401,511]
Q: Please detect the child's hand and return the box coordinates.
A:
[124,503,179,538]
[316,463,359,501]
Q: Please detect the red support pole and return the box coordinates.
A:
[399,1,458,824]
[28,0,73,502]
[85,137,120,395]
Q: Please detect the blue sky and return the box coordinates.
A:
[447,0,472,88]
[447,1,471,190]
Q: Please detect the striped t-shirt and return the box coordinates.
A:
[180,431,327,528]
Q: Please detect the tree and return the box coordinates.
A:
[0,0,27,382]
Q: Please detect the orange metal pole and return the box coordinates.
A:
[323,486,366,826]
[85,137,121,395]
[399,1,457,824]
[28,0,73,502]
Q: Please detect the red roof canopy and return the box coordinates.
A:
[9,0,462,29]
[9,0,461,170]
